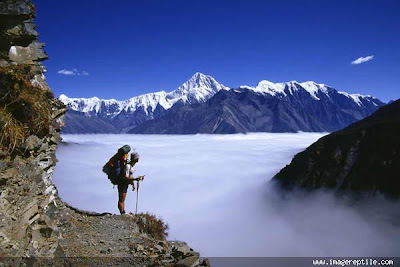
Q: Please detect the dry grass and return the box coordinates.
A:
[0,65,54,156]
[0,109,26,153]
[135,212,169,240]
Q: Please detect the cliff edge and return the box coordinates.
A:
[0,1,208,266]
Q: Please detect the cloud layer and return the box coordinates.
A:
[53,133,400,257]
[57,68,89,76]
[351,55,374,65]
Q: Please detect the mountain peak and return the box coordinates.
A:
[192,72,207,78]
[185,72,219,87]
[59,94,68,101]
[169,73,229,103]
[254,80,287,96]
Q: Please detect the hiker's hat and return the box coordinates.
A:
[131,152,139,161]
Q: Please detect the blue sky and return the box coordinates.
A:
[33,0,399,102]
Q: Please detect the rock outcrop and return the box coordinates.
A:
[273,99,400,198]
[0,1,208,265]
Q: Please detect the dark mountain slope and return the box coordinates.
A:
[273,99,400,197]
[130,86,385,134]
[62,110,118,134]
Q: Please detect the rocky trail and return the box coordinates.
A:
[56,205,209,266]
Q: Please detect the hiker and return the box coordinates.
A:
[103,145,144,215]
[118,152,142,215]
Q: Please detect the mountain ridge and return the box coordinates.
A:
[60,74,383,115]
[273,99,400,197]
[60,73,386,134]
[130,86,385,134]
[60,72,229,117]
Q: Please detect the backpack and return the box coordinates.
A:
[102,160,117,185]
[103,145,131,185]
[102,161,114,176]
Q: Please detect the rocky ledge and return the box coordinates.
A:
[0,1,208,266]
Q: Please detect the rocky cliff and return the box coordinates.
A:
[273,99,400,198]
[0,1,208,266]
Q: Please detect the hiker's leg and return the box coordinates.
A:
[118,191,127,214]
[118,182,129,214]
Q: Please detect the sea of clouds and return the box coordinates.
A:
[53,133,400,257]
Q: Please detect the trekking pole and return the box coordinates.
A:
[135,179,140,215]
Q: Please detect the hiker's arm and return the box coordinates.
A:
[124,176,135,182]
[133,175,144,181]
[125,173,143,182]
[125,176,142,181]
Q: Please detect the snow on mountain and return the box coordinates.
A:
[336,91,376,106]
[60,72,229,117]
[240,80,287,96]
[60,73,382,120]
[59,94,122,115]
[241,80,323,98]
[299,81,329,100]
[240,79,380,106]
[168,72,229,103]
[120,91,174,115]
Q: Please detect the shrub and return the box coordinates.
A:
[135,212,169,240]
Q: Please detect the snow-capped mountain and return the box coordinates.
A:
[60,72,229,133]
[239,80,382,106]
[60,73,385,134]
[60,72,228,118]
[130,79,386,134]
[168,72,229,103]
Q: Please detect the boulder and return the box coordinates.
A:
[22,135,42,151]
[51,117,65,130]
[4,19,37,45]
[50,133,61,144]
[0,59,8,67]
[20,199,38,225]
[8,41,47,64]
[22,20,38,37]
[9,45,31,63]
[30,73,49,91]
[200,258,211,266]
[176,255,200,267]
[171,241,196,260]
[0,0,33,16]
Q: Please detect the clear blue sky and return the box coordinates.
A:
[33,0,400,102]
